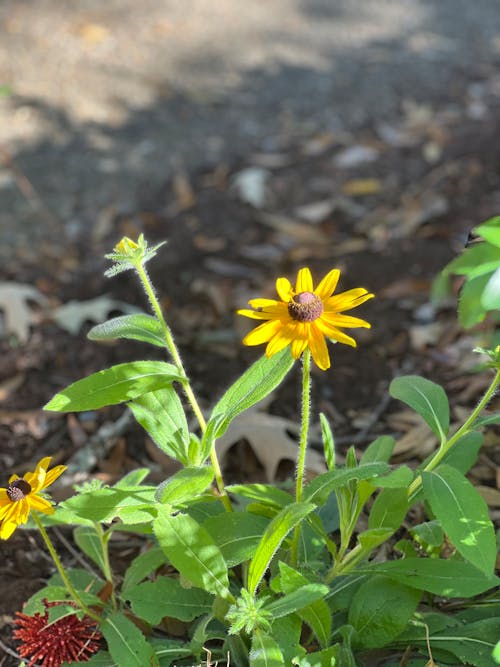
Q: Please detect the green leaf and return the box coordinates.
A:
[302,463,388,505]
[411,520,444,548]
[250,630,285,667]
[126,576,213,623]
[73,525,107,575]
[482,267,500,310]
[149,638,193,666]
[227,483,293,509]
[422,465,496,575]
[459,272,492,327]
[101,612,156,667]
[153,507,230,598]
[349,575,421,648]
[390,375,449,440]
[204,348,294,444]
[278,562,332,648]
[271,615,303,665]
[129,387,190,464]
[369,488,408,530]
[376,465,414,488]
[294,645,341,667]
[361,558,499,597]
[319,413,335,470]
[247,502,316,595]
[475,216,500,248]
[437,431,483,474]
[445,242,500,278]
[360,435,395,464]
[265,584,329,619]
[88,313,165,347]
[44,361,183,412]
[203,511,270,566]
[155,466,214,506]
[122,547,166,593]
[61,486,156,523]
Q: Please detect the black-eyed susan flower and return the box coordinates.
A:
[14,598,101,666]
[238,267,374,370]
[0,457,66,540]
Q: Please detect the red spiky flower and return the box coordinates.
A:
[13,599,101,666]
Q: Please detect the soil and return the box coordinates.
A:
[1,2,500,664]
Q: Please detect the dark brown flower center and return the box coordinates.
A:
[7,479,32,502]
[288,291,324,322]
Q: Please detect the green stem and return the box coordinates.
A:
[408,367,500,499]
[291,349,312,565]
[33,513,101,623]
[135,262,231,511]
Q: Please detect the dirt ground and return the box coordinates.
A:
[1,2,500,663]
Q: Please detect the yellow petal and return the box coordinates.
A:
[325,289,374,312]
[0,520,18,540]
[291,337,308,359]
[276,277,293,302]
[308,325,330,370]
[8,474,20,484]
[316,318,357,347]
[238,309,280,321]
[29,494,54,514]
[42,465,67,490]
[265,323,298,357]
[243,319,282,346]
[314,269,340,299]
[321,313,371,329]
[248,298,282,309]
[295,267,313,293]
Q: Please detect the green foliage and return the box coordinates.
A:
[435,215,500,327]
[21,233,498,666]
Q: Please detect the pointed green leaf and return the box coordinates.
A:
[73,525,107,575]
[247,502,315,595]
[390,375,449,440]
[227,483,293,508]
[475,216,500,247]
[303,463,388,505]
[422,465,496,575]
[482,266,500,309]
[360,435,395,464]
[129,387,190,463]
[122,547,166,593]
[459,272,493,327]
[444,242,500,278]
[319,413,335,470]
[45,361,183,412]
[349,575,421,648]
[88,313,165,347]
[250,630,285,667]
[278,562,331,648]
[155,466,214,506]
[369,487,408,530]
[101,612,156,666]
[361,558,499,597]
[265,584,329,619]
[126,576,213,623]
[204,348,294,444]
[153,507,230,598]
[203,512,270,566]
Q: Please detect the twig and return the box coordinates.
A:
[65,409,134,473]
[53,527,102,579]
[0,638,22,661]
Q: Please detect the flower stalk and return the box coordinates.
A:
[134,262,232,511]
[33,514,101,623]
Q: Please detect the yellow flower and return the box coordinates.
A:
[114,236,139,255]
[238,267,374,370]
[0,457,67,540]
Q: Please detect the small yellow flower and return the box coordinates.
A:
[238,267,374,370]
[114,236,139,255]
[0,457,67,540]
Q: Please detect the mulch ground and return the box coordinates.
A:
[1,89,500,663]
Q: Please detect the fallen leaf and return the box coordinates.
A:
[216,409,326,481]
[334,145,379,168]
[256,212,329,244]
[0,372,25,401]
[0,282,48,342]
[172,171,196,210]
[342,178,382,196]
[294,199,335,223]
[51,296,138,335]
[231,167,270,208]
